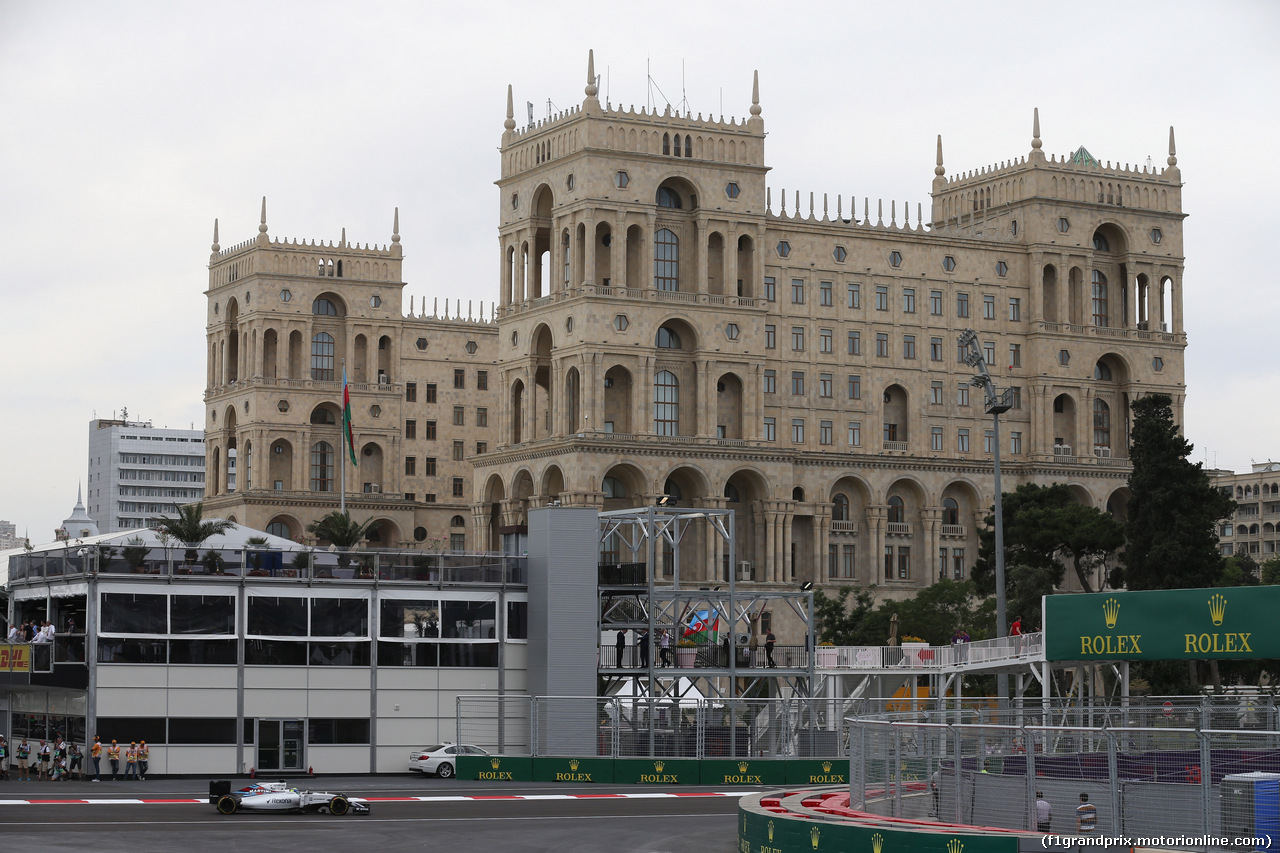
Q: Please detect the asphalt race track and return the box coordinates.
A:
[0,776,744,853]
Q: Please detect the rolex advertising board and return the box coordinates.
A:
[1044,586,1280,662]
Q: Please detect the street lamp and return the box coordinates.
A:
[958,329,1013,703]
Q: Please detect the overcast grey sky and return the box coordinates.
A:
[2,0,1277,541]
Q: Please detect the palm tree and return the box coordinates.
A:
[306,511,375,548]
[155,502,234,562]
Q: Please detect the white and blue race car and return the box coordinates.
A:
[209,780,370,815]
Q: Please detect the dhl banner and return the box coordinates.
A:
[0,644,32,671]
[1044,586,1280,662]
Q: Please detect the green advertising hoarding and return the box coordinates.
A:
[1044,586,1280,662]
[739,807,1018,853]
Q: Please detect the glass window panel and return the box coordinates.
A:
[170,595,235,635]
[169,718,237,744]
[248,597,307,636]
[507,602,528,639]
[308,718,370,744]
[97,717,166,745]
[101,593,167,634]
[377,641,439,667]
[310,598,368,637]
[168,639,237,664]
[380,599,440,638]
[440,600,497,639]
[244,640,307,665]
[308,641,370,666]
[438,642,499,668]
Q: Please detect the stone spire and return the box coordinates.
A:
[61,484,99,539]
[340,227,346,249]
[504,84,516,131]
[391,207,402,256]
[211,218,220,257]
[583,49,601,115]
[1029,107,1045,162]
[748,70,763,131]
[257,196,269,245]
[932,134,947,195]
[1167,126,1177,167]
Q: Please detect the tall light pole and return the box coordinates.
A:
[959,329,1013,703]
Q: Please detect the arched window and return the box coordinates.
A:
[887,496,905,523]
[603,476,626,499]
[664,479,682,503]
[312,298,338,316]
[310,441,334,491]
[942,497,959,525]
[724,483,741,503]
[656,326,682,349]
[310,407,336,425]
[266,521,290,539]
[1237,486,1245,498]
[653,370,679,435]
[655,228,679,290]
[1094,360,1113,381]
[662,133,671,155]
[1093,399,1111,450]
[311,332,335,380]
[792,487,805,502]
[684,135,692,158]
[451,515,466,528]
[1091,270,1109,327]
[1092,232,1111,252]
[832,494,849,521]
[656,187,682,209]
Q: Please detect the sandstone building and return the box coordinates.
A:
[203,52,1187,602]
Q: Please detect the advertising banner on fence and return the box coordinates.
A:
[0,644,31,671]
[1044,586,1280,662]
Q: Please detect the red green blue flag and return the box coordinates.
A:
[683,610,721,644]
[342,367,358,467]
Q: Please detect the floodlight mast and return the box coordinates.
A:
[959,329,1014,703]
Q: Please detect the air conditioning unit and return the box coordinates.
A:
[378,374,390,385]
[1054,444,1072,456]
[364,483,381,493]
[737,633,750,646]
[737,561,753,581]
[1094,448,1111,458]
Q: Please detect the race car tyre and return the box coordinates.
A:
[437,762,454,778]
[328,796,350,816]
[216,795,238,815]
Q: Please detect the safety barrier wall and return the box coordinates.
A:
[455,755,849,785]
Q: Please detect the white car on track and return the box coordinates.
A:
[408,743,488,778]
[209,780,371,815]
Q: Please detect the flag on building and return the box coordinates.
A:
[342,367,358,467]
[682,610,721,644]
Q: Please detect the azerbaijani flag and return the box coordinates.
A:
[682,610,721,644]
[342,367,358,467]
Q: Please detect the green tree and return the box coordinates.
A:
[815,581,992,648]
[813,587,878,646]
[1261,556,1280,585]
[973,483,1124,596]
[306,511,375,548]
[155,502,234,562]
[1118,394,1234,590]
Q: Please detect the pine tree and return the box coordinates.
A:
[1119,394,1234,590]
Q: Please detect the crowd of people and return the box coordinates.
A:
[5,620,57,643]
[0,735,149,782]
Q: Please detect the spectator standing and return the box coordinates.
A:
[6,623,18,642]
[952,629,970,663]
[615,629,626,668]
[765,631,777,668]
[124,742,139,780]
[16,737,31,780]
[1010,616,1023,653]
[36,739,51,781]
[137,741,149,781]
[1035,791,1052,832]
[91,736,102,781]
[107,739,121,781]
[638,629,650,669]
[930,768,941,816]
[659,630,672,667]
[1076,792,1097,834]
[0,736,7,780]
[67,740,83,780]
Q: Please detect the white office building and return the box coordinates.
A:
[86,418,206,533]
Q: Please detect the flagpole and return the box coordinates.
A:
[340,358,347,517]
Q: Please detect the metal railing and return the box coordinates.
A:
[458,695,847,758]
[8,547,527,586]
[848,701,1280,849]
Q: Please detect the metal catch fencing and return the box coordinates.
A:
[849,707,1280,849]
[457,695,849,758]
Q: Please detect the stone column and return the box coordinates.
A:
[813,504,831,586]
[920,507,941,585]
[867,505,887,584]
[695,217,709,294]
[582,215,596,288]
[726,225,739,298]
[612,213,628,289]
[782,507,794,584]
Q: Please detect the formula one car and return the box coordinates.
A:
[209,780,370,815]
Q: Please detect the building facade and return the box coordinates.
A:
[1211,461,1280,559]
[87,418,206,532]
[204,53,1188,615]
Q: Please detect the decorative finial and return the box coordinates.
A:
[504,85,516,131]
[392,207,400,244]
[340,227,346,248]
[211,218,220,253]
[1167,126,1177,167]
[1032,107,1042,150]
[935,135,945,177]
[585,50,598,98]
[258,196,268,234]
[750,70,761,117]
